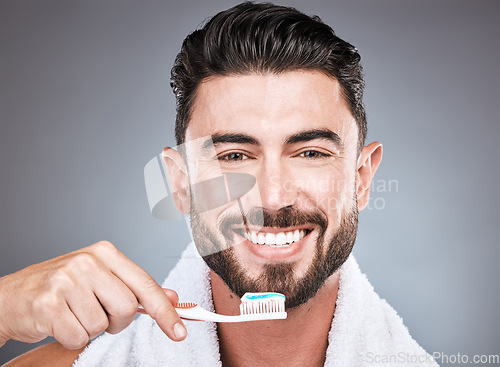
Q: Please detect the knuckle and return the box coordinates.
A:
[32,320,48,339]
[68,252,99,273]
[153,302,177,321]
[73,334,89,350]
[48,270,76,292]
[95,240,118,255]
[71,335,89,350]
[33,293,62,316]
[106,321,129,335]
[106,326,119,335]
[89,240,126,260]
[120,298,139,318]
[89,316,109,337]
[141,275,160,292]
[96,240,113,248]
[108,296,138,319]
[59,329,88,350]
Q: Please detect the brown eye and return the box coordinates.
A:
[299,150,330,159]
[219,152,247,162]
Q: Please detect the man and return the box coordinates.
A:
[1,2,437,366]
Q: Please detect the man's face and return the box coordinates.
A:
[184,70,360,308]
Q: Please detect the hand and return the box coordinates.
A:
[0,241,187,349]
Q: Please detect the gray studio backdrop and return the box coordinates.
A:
[1,0,498,365]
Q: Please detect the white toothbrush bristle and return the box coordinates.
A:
[239,292,286,315]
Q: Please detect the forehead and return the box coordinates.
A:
[185,70,358,150]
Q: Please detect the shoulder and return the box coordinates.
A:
[3,342,87,367]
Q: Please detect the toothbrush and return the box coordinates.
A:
[137,292,287,322]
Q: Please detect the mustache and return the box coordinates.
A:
[219,206,328,233]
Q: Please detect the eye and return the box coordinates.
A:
[297,150,331,159]
[218,152,249,162]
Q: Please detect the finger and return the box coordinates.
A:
[51,304,90,350]
[69,256,140,335]
[88,242,187,341]
[92,278,139,334]
[162,288,179,305]
[58,247,139,336]
[66,291,109,340]
[127,279,186,341]
[136,289,179,314]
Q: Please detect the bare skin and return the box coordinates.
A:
[0,241,187,365]
[212,271,339,367]
[3,342,87,367]
[3,71,382,366]
[163,71,382,366]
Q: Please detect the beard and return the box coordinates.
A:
[190,202,358,309]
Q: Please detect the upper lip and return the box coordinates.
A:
[231,225,314,234]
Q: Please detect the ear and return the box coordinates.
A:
[162,147,191,214]
[356,142,383,211]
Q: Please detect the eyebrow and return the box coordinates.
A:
[202,133,261,150]
[202,128,343,150]
[285,129,344,150]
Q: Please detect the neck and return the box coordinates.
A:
[210,271,340,367]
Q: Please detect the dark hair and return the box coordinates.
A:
[171,2,367,152]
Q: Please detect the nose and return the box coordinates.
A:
[255,160,298,211]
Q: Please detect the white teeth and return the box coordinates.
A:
[243,229,309,246]
[265,233,276,245]
[276,232,286,245]
[257,233,265,244]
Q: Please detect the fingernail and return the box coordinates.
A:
[173,322,187,340]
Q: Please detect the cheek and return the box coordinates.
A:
[294,165,356,218]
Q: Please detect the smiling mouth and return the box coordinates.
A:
[232,227,313,247]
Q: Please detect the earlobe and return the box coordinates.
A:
[356,142,383,211]
[161,147,191,214]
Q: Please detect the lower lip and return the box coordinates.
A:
[234,231,312,262]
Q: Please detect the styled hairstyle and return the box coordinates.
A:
[171,2,367,152]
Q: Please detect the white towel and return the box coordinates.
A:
[74,243,438,366]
